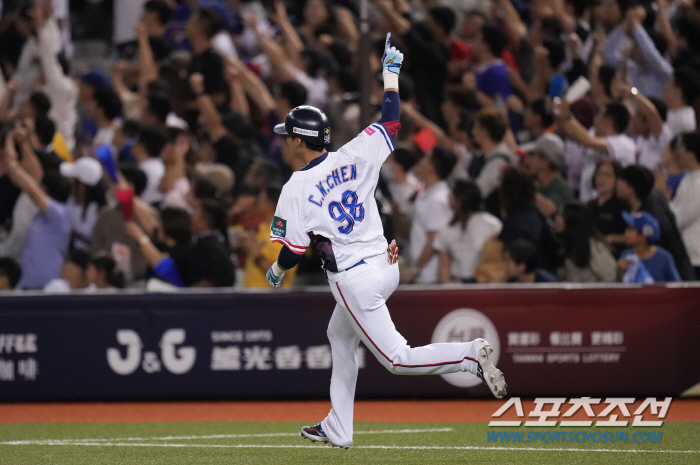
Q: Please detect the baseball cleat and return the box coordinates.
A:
[300,423,349,449]
[475,339,507,399]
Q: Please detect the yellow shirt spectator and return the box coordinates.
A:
[243,223,296,288]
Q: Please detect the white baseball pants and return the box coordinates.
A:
[321,253,483,448]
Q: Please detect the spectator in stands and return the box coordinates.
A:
[617,164,695,280]
[140,0,174,59]
[468,108,518,216]
[631,93,673,170]
[379,146,422,251]
[186,8,229,107]
[664,68,700,136]
[434,180,502,283]
[87,255,125,289]
[0,257,22,291]
[44,248,91,292]
[619,211,680,283]
[132,125,167,205]
[187,198,235,287]
[90,87,123,149]
[499,167,559,273]
[124,206,192,288]
[556,99,635,202]
[520,97,554,147]
[656,135,686,200]
[556,203,616,283]
[376,1,450,123]
[242,185,295,288]
[503,239,559,283]
[587,159,630,257]
[527,133,574,217]
[669,132,700,279]
[190,72,258,183]
[0,123,56,261]
[59,157,106,250]
[527,37,568,102]
[14,7,78,151]
[404,147,456,284]
[472,25,513,107]
[91,164,153,285]
[160,126,192,212]
[601,7,673,99]
[3,129,71,290]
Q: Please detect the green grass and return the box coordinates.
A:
[0,422,698,464]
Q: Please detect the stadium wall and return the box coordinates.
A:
[0,284,698,401]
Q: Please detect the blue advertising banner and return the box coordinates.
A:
[0,285,699,401]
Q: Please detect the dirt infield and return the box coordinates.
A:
[0,399,698,424]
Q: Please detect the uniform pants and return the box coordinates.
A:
[321,253,482,448]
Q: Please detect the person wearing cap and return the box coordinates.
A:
[43,248,91,292]
[618,211,680,283]
[617,164,695,280]
[527,133,574,218]
[60,157,107,250]
[2,128,71,289]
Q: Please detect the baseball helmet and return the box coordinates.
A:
[273,105,331,146]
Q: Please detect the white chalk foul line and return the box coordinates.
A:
[0,442,699,454]
[1,428,453,445]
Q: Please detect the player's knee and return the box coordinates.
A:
[385,363,411,375]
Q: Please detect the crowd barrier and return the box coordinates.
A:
[0,284,698,401]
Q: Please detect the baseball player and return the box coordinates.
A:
[266,33,507,449]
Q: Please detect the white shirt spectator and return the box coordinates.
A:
[667,106,697,136]
[36,19,79,152]
[670,169,700,267]
[409,181,452,284]
[579,132,636,202]
[433,212,502,281]
[162,177,193,213]
[139,157,165,205]
[636,124,673,169]
[293,68,329,110]
[388,172,421,217]
[52,0,73,59]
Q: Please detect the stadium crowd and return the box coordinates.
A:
[0,0,699,292]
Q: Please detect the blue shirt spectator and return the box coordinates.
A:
[621,247,680,282]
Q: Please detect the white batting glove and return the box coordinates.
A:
[266,261,286,288]
[382,33,403,89]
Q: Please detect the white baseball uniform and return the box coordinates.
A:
[270,116,484,449]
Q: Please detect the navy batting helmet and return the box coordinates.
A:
[273,105,331,146]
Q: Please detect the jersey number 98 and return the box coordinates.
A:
[328,190,365,234]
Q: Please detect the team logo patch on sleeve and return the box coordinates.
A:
[271,216,287,237]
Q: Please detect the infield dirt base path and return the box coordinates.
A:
[1,399,699,424]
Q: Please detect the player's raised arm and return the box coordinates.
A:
[378,33,403,139]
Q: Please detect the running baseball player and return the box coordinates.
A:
[266,33,507,449]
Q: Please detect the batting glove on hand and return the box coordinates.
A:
[266,262,286,288]
[387,239,399,265]
[382,33,403,76]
